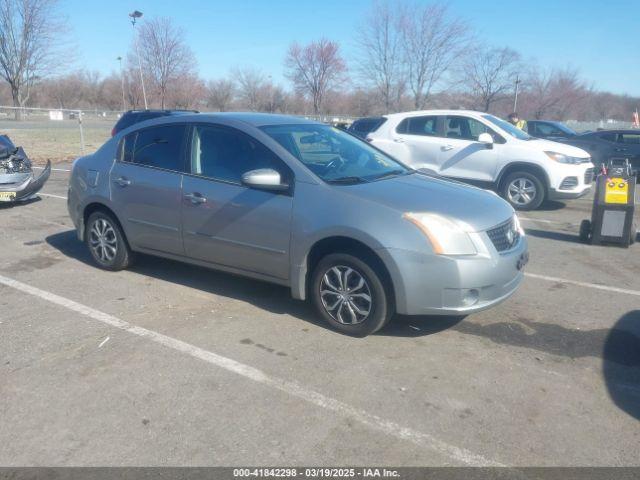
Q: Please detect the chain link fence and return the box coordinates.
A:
[0,105,634,164]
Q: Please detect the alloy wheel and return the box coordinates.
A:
[89,218,118,264]
[319,265,372,325]
[507,178,537,206]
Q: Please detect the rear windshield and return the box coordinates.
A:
[348,117,387,137]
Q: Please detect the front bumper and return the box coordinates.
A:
[0,161,51,203]
[548,186,591,200]
[378,235,528,316]
[547,162,594,201]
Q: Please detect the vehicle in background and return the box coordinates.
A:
[111,109,198,136]
[0,134,51,204]
[347,116,387,139]
[525,120,578,141]
[367,110,594,210]
[68,113,527,336]
[559,129,640,174]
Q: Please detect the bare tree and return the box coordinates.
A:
[137,17,196,109]
[356,1,403,113]
[0,0,66,119]
[206,78,235,111]
[524,67,588,120]
[460,46,520,112]
[284,38,346,114]
[400,2,470,110]
[233,67,267,111]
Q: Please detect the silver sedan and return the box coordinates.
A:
[67,113,528,336]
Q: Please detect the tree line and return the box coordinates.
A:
[0,0,637,122]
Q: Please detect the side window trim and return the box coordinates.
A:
[184,122,294,188]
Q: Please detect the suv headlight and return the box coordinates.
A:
[403,212,477,255]
[545,151,584,164]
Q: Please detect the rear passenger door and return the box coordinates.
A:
[181,124,293,280]
[393,115,442,170]
[110,124,187,255]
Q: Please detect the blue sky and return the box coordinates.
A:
[62,0,639,95]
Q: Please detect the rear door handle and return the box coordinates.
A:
[442,144,454,151]
[393,137,405,143]
[114,176,131,187]
[184,192,207,205]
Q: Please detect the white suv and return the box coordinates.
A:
[365,110,594,210]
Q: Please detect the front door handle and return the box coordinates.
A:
[114,176,131,187]
[393,137,405,143]
[184,192,207,205]
[442,144,454,151]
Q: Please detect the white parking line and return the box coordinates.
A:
[525,272,640,297]
[39,193,67,200]
[519,217,572,225]
[33,166,70,172]
[0,273,500,467]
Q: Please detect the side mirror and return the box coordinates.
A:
[478,132,494,149]
[241,168,289,192]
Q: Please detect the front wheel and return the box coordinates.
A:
[501,172,545,210]
[311,253,393,337]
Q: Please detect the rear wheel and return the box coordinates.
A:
[85,211,133,271]
[501,171,545,210]
[311,253,393,337]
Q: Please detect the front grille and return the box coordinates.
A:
[584,168,595,184]
[486,218,519,252]
[559,176,578,190]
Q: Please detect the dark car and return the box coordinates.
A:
[525,120,577,141]
[559,129,640,173]
[112,109,198,136]
[347,116,387,139]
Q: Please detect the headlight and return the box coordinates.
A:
[513,214,524,236]
[403,212,477,255]
[545,151,583,164]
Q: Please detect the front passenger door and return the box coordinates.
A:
[436,116,500,182]
[181,124,293,280]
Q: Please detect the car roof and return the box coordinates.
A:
[382,109,488,120]
[153,112,320,127]
[582,129,640,135]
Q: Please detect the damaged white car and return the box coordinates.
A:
[0,134,50,203]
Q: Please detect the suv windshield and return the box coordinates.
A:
[482,114,532,140]
[261,124,410,183]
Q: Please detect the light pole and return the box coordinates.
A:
[513,74,521,113]
[129,10,148,110]
[117,56,126,112]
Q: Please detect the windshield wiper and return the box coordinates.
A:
[369,169,408,181]
[325,176,369,184]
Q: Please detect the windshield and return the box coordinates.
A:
[261,124,410,183]
[482,114,532,140]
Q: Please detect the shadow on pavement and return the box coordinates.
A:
[45,230,463,338]
[525,228,581,244]
[537,200,567,211]
[603,310,640,421]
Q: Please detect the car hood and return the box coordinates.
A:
[525,138,591,158]
[342,173,514,232]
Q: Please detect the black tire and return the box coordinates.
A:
[85,211,133,271]
[501,171,545,211]
[579,219,592,244]
[631,222,637,245]
[311,253,393,337]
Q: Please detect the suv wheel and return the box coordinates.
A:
[86,211,133,271]
[311,253,393,337]
[501,172,545,210]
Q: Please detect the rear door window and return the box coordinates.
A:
[397,116,439,136]
[119,124,187,171]
[618,133,640,144]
